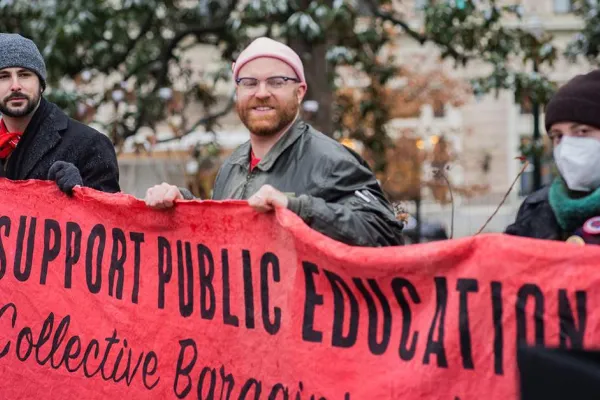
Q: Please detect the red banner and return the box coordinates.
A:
[0,179,598,399]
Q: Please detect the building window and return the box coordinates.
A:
[519,96,533,114]
[554,0,573,14]
[519,135,556,196]
[433,100,446,117]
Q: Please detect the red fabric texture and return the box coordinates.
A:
[0,119,22,159]
[0,179,599,399]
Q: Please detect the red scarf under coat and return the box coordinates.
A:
[0,119,22,159]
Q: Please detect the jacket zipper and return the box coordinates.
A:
[240,169,255,199]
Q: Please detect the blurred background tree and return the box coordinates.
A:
[1,0,597,207]
[566,0,600,64]
[0,1,574,142]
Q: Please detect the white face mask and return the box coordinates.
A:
[553,136,600,192]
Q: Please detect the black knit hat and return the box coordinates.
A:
[0,33,47,89]
[544,69,600,132]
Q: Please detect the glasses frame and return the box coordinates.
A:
[235,76,301,92]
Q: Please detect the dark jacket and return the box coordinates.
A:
[0,98,120,193]
[208,119,404,247]
[505,186,564,240]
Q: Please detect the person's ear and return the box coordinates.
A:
[296,84,307,104]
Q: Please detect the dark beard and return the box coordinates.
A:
[237,99,298,137]
[0,91,40,118]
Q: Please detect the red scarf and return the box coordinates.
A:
[0,119,22,159]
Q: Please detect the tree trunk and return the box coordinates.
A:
[288,0,334,136]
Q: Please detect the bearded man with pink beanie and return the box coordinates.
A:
[145,37,404,247]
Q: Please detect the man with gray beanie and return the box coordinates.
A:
[0,33,119,194]
[505,69,600,245]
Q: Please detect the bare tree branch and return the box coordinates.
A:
[99,11,155,73]
[155,0,242,89]
[434,167,455,239]
[155,23,231,89]
[476,159,529,235]
[155,91,236,144]
[363,0,468,64]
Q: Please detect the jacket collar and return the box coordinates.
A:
[524,185,551,205]
[229,118,307,171]
[18,98,65,179]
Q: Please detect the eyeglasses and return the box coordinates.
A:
[235,76,300,92]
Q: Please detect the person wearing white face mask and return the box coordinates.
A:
[506,69,600,244]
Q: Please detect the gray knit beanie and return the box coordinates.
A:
[0,33,47,89]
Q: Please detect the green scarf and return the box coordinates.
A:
[548,178,600,233]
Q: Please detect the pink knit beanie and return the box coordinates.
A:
[232,37,306,85]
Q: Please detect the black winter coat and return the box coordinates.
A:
[505,186,564,240]
[0,98,120,193]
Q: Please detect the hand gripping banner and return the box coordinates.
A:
[0,179,598,399]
